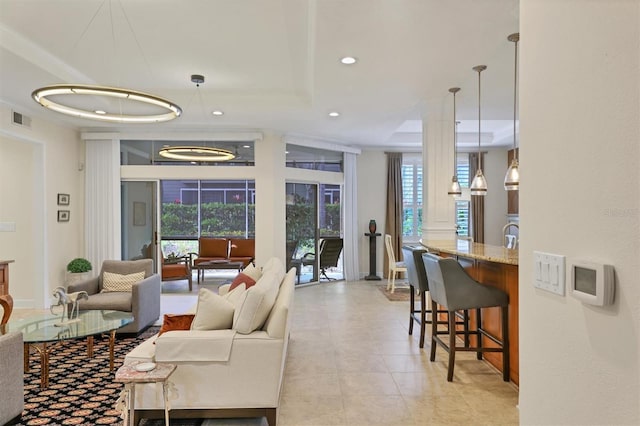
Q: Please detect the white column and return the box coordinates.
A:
[85,138,120,268]
[421,107,457,240]
[254,131,286,264]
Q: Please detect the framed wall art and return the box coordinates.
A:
[57,210,70,222]
[57,193,70,206]
[133,202,146,226]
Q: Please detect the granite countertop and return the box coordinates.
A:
[420,239,519,266]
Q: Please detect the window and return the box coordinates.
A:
[457,153,470,188]
[455,153,471,236]
[160,180,255,240]
[402,155,423,239]
[456,201,470,237]
[285,144,343,172]
[120,140,255,166]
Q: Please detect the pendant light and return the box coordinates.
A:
[504,33,520,190]
[448,87,462,197]
[470,65,488,196]
[31,2,181,123]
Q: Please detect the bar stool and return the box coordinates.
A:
[422,253,510,382]
[402,246,469,349]
[402,245,429,347]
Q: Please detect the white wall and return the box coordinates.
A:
[0,104,83,308]
[519,1,640,424]
[356,150,386,278]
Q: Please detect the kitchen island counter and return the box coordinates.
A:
[421,239,519,385]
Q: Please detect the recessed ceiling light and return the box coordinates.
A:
[242,145,250,149]
[340,56,357,65]
[328,111,340,117]
[95,110,106,115]
[212,110,224,116]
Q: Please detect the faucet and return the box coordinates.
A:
[503,222,519,249]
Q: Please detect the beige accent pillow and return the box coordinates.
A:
[101,271,145,293]
[225,283,248,326]
[242,262,262,282]
[190,288,236,330]
[233,271,279,334]
[262,257,285,284]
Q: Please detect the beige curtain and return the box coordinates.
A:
[384,152,403,277]
[469,152,485,243]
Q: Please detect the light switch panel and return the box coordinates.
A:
[533,251,566,296]
[0,222,16,232]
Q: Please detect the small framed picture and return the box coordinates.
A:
[57,210,70,222]
[57,193,70,206]
[133,202,146,226]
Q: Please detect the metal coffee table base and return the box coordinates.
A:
[195,261,243,283]
[24,330,119,388]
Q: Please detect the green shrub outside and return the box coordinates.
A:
[161,201,340,258]
[161,202,255,237]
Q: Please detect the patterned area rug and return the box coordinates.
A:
[20,326,159,425]
[377,284,412,301]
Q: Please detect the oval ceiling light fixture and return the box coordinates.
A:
[158,146,235,162]
[328,111,340,117]
[212,110,224,116]
[32,84,182,123]
[340,56,357,65]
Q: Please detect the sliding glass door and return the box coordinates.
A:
[286,183,318,284]
[286,182,343,285]
[121,181,158,267]
[160,180,255,256]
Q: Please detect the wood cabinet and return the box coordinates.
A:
[473,259,519,385]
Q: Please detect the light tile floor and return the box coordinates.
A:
[9,277,520,426]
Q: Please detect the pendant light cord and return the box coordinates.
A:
[477,68,481,171]
[453,91,457,174]
[513,36,518,161]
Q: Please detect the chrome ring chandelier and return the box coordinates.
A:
[158,146,235,162]
[31,84,182,123]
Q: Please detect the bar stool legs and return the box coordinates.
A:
[430,300,510,382]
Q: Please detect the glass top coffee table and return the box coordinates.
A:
[3,309,133,388]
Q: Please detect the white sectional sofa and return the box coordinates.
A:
[124,257,295,426]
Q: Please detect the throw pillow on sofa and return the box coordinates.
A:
[158,314,195,337]
[191,288,236,330]
[233,270,280,334]
[101,270,145,292]
[229,262,262,291]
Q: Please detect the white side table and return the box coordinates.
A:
[115,362,177,426]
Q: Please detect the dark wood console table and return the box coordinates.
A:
[0,260,15,325]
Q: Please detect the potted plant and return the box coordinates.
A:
[65,258,92,286]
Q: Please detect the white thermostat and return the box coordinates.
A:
[569,260,615,306]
